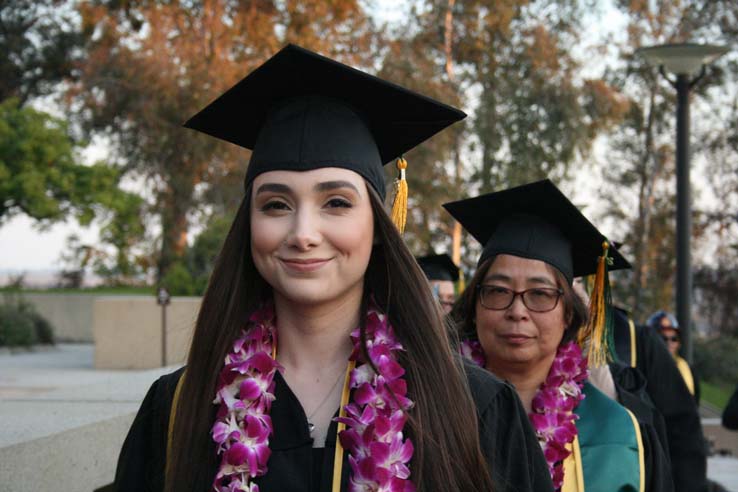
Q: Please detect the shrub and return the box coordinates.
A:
[694,335,738,384]
[161,262,196,296]
[0,297,55,346]
[26,309,55,344]
[0,305,38,347]
[15,299,55,344]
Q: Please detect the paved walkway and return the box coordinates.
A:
[1,344,737,491]
[0,344,176,492]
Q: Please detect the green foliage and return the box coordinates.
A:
[693,336,738,386]
[0,0,83,103]
[378,0,629,263]
[0,303,38,347]
[27,310,54,344]
[160,261,196,297]
[0,296,56,345]
[183,214,234,295]
[0,98,112,224]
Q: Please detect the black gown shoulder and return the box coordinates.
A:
[114,367,185,492]
[463,360,554,492]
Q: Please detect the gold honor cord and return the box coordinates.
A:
[625,408,646,492]
[562,435,585,492]
[332,360,356,492]
[628,318,637,368]
[166,370,187,486]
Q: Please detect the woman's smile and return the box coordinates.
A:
[278,256,334,273]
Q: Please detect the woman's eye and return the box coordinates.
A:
[530,289,554,299]
[325,198,352,208]
[260,200,290,212]
[486,286,509,295]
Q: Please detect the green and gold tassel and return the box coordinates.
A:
[578,241,616,368]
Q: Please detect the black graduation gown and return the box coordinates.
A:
[612,308,708,492]
[610,362,675,492]
[114,364,553,492]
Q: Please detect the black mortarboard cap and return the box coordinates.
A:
[184,44,466,200]
[443,179,630,283]
[416,254,460,282]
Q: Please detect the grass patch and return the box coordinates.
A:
[701,381,732,411]
[0,286,155,295]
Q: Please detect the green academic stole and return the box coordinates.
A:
[562,382,644,492]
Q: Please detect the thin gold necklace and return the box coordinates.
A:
[305,364,348,434]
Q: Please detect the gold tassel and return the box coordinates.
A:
[578,241,610,368]
[457,269,466,294]
[390,157,408,233]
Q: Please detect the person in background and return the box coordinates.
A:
[447,179,673,491]
[609,306,708,492]
[417,253,459,314]
[647,311,700,403]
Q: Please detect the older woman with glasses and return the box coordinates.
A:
[447,180,673,492]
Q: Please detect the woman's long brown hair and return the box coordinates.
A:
[165,185,494,492]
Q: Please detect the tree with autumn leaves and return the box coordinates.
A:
[73,0,379,281]
[3,0,736,341]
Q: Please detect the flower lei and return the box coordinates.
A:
[211,304,415,492]
[460,339,588,490]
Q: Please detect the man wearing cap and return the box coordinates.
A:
[647,311,699,403]
[416,253,459,314]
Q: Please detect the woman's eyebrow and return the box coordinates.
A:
[527,276,556,286]
[315,180,360,193]
[255,183,291,195]
[484,273,511,283]
[483,273,556,286]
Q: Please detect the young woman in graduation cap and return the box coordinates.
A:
[114,45,552,492]
[447,180,673,492]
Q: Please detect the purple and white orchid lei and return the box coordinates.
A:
[337,309,416,492]
[211,304,415,492]
[460,339,588,490]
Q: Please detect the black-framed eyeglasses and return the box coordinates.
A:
[662,335,680,343]
[477,285,563,312]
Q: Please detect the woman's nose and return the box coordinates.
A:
[285,208,322,250]
[505,294,529,320]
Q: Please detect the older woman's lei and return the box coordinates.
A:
[460,339,588,490]
[211,303,415,492]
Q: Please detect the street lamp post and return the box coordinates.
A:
[157,287,171,366]
[637,43,729,363]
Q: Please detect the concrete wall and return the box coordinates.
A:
[14,294,96,342]
[93,296,200,369]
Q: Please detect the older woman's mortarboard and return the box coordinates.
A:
[442,179,630,282]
